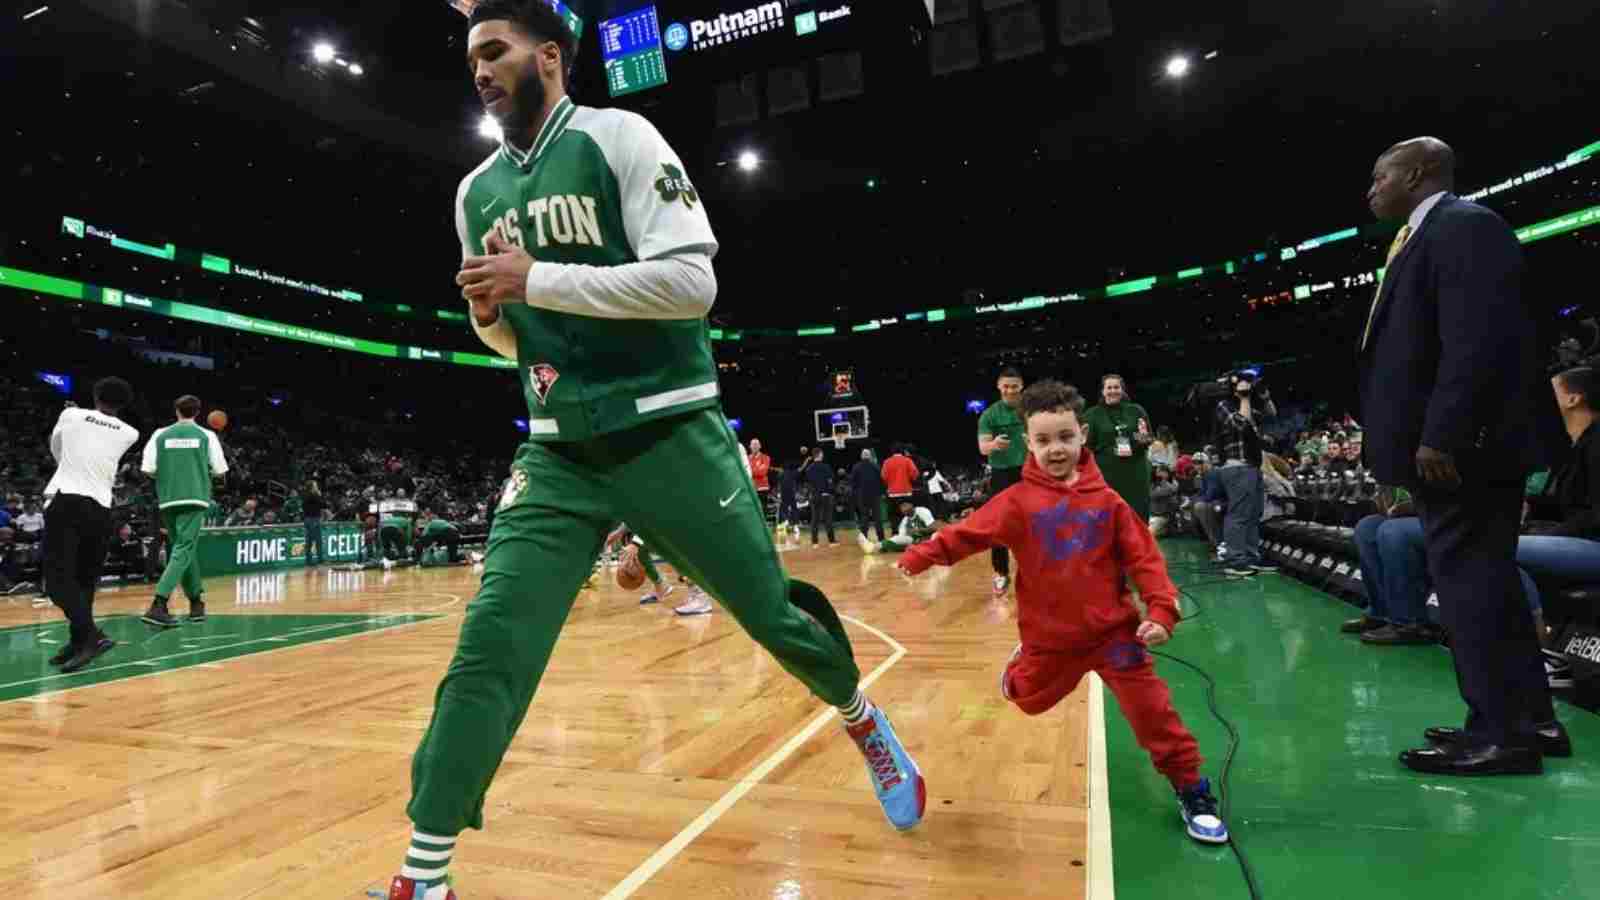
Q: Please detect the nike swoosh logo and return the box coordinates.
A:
[480,197,500,215]
[719,489,741,508]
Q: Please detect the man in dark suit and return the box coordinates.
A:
[1357,137,1567,775]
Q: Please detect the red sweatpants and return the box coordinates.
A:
[1005,625,1203,789]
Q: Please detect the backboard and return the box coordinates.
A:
[814,405,869,443]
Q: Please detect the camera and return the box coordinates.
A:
[1183,366,1268,409]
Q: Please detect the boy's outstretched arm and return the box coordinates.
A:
[898,494,1018,576]
[1113,502,1181,640]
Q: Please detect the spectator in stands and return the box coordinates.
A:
[1149,427,1179,471]
[850,449,887,544]
[1519,367,1600,662]
[805,447,838,547]
[262,510,278,525]
[1323,440,1352,474]
[1213,374,1277,576]
[225,498,258,526]
[1149,466,1180,537]
[1345,489,1437,644]
[110,523,147,579]
[1191,453,1225,551]
[15,501,44,541]
[1262,453,1296,521]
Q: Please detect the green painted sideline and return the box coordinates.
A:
[1108,539,1600,900]
[0,613,438,702]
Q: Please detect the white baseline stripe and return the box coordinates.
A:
[1086,672,1115,900]
[601,613,907,900]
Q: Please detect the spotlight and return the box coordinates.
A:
[737,150,760,172]
[313,42,336,64]
[349,63,365,76]
[1165,55,1190,78]
[478,113,503,141]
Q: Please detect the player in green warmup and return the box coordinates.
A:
[139,395,229,627]
[414,512,463,565]
[386,5,925,898]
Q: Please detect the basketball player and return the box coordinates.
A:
[140,395,229,627]
[388,6,924,896]
[42,378,140,672]
[978,367,1026,598]
[748,438,772,519]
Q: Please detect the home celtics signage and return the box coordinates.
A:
[199,523,367,576]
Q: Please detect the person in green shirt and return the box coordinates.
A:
[389,7,924,895]
[414,511,462,564]
[138,394,229,627]
[977,366,1026,598]
[1082,374,1156,521]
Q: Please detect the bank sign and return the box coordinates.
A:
[665,1,786,52]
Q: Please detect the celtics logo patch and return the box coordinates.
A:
[529,363,560,406]
[654,163,699,209]
[498,469,529,512]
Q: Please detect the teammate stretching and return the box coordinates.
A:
[387,6,924,897]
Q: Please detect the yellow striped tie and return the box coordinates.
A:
[1360,224,1413,349]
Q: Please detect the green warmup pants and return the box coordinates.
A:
[155,508,206,601]
[407,410,861,834]
[637,544,663,585]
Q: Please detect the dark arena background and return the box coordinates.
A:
[2,1,1598,897]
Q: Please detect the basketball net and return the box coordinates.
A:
[833,435,847,451]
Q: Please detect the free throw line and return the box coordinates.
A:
[600,613,907,900]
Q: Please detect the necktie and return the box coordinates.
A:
[1360,224,1413,349]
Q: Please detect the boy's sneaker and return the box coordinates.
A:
[992,574,1009,598]
[186,599,207,623]
[1000,643,1022,701]
[387,875,455,900]
[845,704,927,831]
[142,598,179,628]
[1176,777,1229,844]
[673,589,714,616]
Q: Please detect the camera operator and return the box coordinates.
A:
[1213,373,1277,576]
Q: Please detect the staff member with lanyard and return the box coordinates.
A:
[977,366,1026,598]
[42,378,140,672]
[1083,374,1156,521]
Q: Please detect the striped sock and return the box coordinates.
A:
[401,829,456,893]
[838,691,871,726]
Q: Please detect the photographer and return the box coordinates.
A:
[1213,373,1277,576]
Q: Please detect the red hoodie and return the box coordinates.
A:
[900,449,1179,649]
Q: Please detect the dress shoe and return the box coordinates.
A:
[49,643,76,667]
[1360,623,1435,645]
[59,637,116,674]
[1425,722,1571,758]
[1341,614,1384,634]
[1400,743,1543,776]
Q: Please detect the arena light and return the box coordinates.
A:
[313,42,337,64]
[1165,55,1191,78]
[349,63,365,76]
[737,150,760,172]
[478,113,503,142]
[22,5,49,21]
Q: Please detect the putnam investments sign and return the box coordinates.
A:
[666,2,785,51]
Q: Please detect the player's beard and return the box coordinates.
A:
[502,64,548,147]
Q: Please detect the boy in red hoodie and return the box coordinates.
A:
[898,380,1228,844]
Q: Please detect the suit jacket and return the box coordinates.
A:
[1356,194,1555,487]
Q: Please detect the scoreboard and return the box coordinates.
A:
[600,6,669,97]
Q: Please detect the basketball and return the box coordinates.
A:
[207,410,228,430]
[616,545,647,591]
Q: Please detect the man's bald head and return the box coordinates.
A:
[1368,136,1456,223]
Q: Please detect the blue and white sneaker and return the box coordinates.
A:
[640,585,674,606]
[845,704,927,831]
[1176,777,1229,844]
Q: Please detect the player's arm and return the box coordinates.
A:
[456,173,520,360]
[1112,501,1180,637]
[140,429,159,477]
[49,408,72,462]
[206,430,230,478]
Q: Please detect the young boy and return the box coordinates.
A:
[897,380,1228,844]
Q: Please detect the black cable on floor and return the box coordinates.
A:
[1144,581,1265,900]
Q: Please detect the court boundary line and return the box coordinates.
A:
[0,596,462,705]
[600,613,907,900]
[1086,672,1115,900]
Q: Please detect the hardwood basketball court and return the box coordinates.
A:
[0,539,1100,899]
